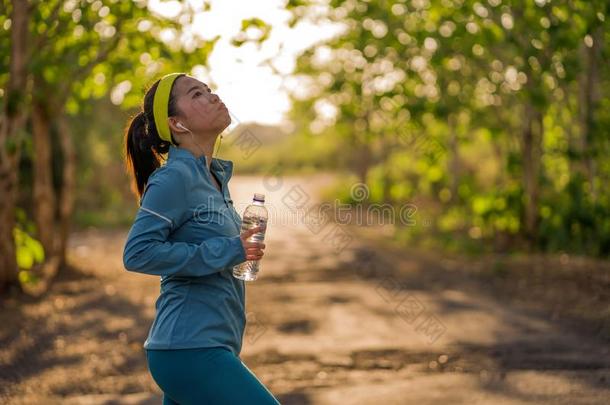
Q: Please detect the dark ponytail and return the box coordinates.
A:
[124,74,185,199]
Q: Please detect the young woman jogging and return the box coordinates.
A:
[122,72,280,404]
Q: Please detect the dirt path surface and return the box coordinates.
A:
[1,174,609,405]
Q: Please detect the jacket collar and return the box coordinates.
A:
[167,144,233,183]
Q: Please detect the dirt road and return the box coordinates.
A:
[1,174,608,404]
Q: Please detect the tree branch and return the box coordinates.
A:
[57,21,125,102]
[32,0,67,54]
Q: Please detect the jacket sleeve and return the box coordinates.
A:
[122,167,247,277]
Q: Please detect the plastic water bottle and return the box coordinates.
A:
[233,193,268,281]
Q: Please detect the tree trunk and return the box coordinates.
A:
[521,103,543,245]
[0,0,29,294]
[448,114,460,203]
[378,132,394,204]
[565,83,578,178]
[31,99,57,257]
[381,163,393,204]
[24,99,63,296]
[578,27,602,201]
[57,115,76,267]
[355,142,371,187]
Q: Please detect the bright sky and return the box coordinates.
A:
[149,0,342,126]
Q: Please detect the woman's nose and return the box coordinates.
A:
[207,93,220,104]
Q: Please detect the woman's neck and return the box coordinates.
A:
[180,136,217,170]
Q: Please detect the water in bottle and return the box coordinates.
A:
[233,193,268,281]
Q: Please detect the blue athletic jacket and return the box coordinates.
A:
[122,144,248,356]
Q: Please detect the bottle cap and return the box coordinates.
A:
[253,193,265,202]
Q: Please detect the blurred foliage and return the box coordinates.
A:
[230,17,272,47]
[219,123,346,175]
[14,208,44,286]
[285,0,610,257]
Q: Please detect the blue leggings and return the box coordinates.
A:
[146,347,281,405]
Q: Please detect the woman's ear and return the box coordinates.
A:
[168,117,189,135]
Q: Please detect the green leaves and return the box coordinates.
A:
[14,226,44,270]
[231,17,271,47]
[21,0,220,115]
[14,206,44,274]
[284,0,610,256]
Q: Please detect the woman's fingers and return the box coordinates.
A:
[239,224,267,261]
[245,247,264,260]
[246,252,264,260]
[241,225,266,240]
[241,227,257,239]
[243,241,265,249]
[244,242,265,259]
[241,239,265,261]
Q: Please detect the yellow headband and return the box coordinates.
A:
[153,73,183,144]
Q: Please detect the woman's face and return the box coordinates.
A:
[171,75,231,137]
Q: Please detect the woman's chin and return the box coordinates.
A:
[221,111,232,127]
[210,111,231,131]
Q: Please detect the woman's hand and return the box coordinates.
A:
[240,225,266,261]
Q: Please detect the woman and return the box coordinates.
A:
[122,72,280,404]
